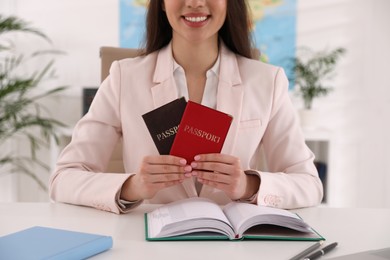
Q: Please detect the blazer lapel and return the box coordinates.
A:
[151,43,198,198]
[151,43,178,108]
[150,42,244,199]
[216,43,243,155]
[201,43,244,199]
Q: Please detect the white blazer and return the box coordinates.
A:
[50,43,323,214]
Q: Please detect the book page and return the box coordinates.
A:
[223,202,312,238]
[147,198,235,238]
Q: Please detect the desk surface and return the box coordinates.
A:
[1,203,389,260]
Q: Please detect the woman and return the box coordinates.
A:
[50,0,323,214]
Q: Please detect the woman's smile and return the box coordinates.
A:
[182,14,210,27]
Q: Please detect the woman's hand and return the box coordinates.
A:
[191,154,260,201]
[120,155,192,201]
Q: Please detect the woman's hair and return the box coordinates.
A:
[142,0,254,59]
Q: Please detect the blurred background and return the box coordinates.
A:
[0,0,389,208]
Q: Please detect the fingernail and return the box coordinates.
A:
[184,165,192,172]
[180,159,187,165]
[194,155,201,161]
[191,162,197,168]
[185,173,192,178]
[192,171,197,176]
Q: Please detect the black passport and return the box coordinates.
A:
[142,97,187,154]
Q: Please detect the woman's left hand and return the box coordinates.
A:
[190,154,259,200]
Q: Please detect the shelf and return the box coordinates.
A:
[302,127,332,141]
[302,128,332,204]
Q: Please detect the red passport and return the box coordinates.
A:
[170,101,233,163]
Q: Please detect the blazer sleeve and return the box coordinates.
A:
[49,61,136,214]
[256,68,324,209]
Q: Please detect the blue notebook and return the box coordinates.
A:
[0,226,113,260]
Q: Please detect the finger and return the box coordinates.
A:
[198,176,230,189]
[197,175,243,200]
[145,173,186,183]
[196,171,230,185]
[191,161,231,175]
[144,155,187,166]
[194,153,237,164]
[143,164,190,174]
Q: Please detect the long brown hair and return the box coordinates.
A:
[142,0,254,59]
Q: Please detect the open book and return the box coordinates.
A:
[145,198,324,241]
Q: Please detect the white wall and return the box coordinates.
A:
[295,0,390,207]
[1,0,389,207]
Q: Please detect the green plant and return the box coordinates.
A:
[291,47,346,110]
[0,15,66,191]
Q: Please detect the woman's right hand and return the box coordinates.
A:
[120,155,192,201]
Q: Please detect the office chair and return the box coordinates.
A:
[99,46,141,173]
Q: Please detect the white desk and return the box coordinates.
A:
[1,203,389,260]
